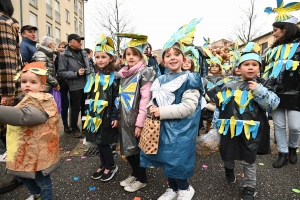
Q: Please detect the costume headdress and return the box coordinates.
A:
[203,37,210,47]
[14,62,47,84]
[264,0,300,24]
[162,18,202,54]
[95,34,115,56]
[183,46,200,72]
[229,40,241,68]
[239,42,261,66]
[202,47,224,68]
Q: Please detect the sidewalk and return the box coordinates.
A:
[1,121,300,200]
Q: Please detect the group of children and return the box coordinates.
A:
[1,1,299,199]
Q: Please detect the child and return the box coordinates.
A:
[140,41,203,199]
[209,42,280,200]
[0,62,60,200]
[83,34,119,181]
[182,57,195,72]
[114,33,157,192]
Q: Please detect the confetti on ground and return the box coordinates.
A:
[258,163,264,166]
[66,151,70,154]
[74,152,78,155]
[59,148,63,151]
[242,173,244,178]
[202,164,208,169]
[66,158,72,161]
[81,156,86,159]
[89,186,96,191]
[74,176,79,181]
[293,189,300,194]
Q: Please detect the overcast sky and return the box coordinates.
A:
[84,0,300,50]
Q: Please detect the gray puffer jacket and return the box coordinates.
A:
[57,46,93,91]
[32,45,59,93]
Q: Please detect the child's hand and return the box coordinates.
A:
[149,106,160,117]
[134,126,143,137]
[111,120,118,128]
[248,81,258,90]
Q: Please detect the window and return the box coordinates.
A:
[55,28,61,46]
[46,22,52,37]
[66,34,69,41]
[74,0,78,14]
[29,12,37,27]
[79,22,83,36]
[261,42,268,55]
[30,0,38,7]
[74,18,78,34]
[78,1,82,18]
[46,0,52,18]
[55,1,60,23]
[65,9,70,22]
[46,0,51,5]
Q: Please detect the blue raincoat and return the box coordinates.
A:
[140,71,203,179]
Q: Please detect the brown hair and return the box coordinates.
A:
[209,64,225,77]
[182,57,195,72]
[123,47,143,60]
[58,41,68,48]
[95,52,116,75]
[162,47,184,59]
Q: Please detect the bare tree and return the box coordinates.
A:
[88,0,135,55]
[227,0,265,45]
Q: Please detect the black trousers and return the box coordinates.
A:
[126,153,147,183]
[69,89,86,131]
[98,145,114,168]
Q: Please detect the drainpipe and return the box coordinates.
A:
[20,0,23,27]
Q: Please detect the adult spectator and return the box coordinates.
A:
[58,34,93,138]
[0,0,23,194]
[56,41,71,133]
[144,43,158,67]
[20,24,38,63]
[84,48,94,67]
[31,36,59,93]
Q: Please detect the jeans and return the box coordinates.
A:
[126,153,147,183]
[16,171,53,200]
[272,108,300,153]
[224,160,256,188]
[168,177,189,191]
[69,89,86,131]
[60,88,69,128]
[98,145,114,168]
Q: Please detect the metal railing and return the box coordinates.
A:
[55,11,60,23]
[46,4,52,18]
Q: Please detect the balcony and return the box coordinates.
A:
[55,11,60,23]
[46,4,52,18]
[79,9,83,19]
[74,4,78,15]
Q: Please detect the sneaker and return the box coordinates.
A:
[64,126,72,134]
[241,187,257,200]
[72,130,82,138]
[120,175,137,187]
[91,166,105,180]
[26,194,40,200]
[157,188,178,200]
[225,168,236,183]
[100,166,118,181]
[177,185,195,200]
[124,181,146,192]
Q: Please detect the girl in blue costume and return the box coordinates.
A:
[209,42,280,200]
[263,1,300,168]
[83,34,119,182]
[140,43,203,199]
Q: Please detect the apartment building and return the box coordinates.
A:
[11,0,86,47]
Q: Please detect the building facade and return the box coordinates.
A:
[11,0,86,46]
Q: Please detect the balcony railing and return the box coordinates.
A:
[79,9,82,19]
[55,11,60,23]
[74,5,78,15]
[46,4,52,18]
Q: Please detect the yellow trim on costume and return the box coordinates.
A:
[6,125,22,162]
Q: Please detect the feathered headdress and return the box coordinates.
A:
[239,42,261,65]
[264,0,300,24]
[229,40,241,68]
[94,34,115,56]
[162,18,202,54]
[203,37,210,47]
[114,33,148,54]
[183,46,200,72]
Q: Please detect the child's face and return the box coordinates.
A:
[233,67,241,75]
[95,52,113,69]
[210,65,220,75]
[21,71,45,94]
[163,48,184,74]
[239,60,260,80]
[125,48,141,68]
[182,58,192,71]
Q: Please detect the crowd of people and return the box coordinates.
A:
[0,0,300,200]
